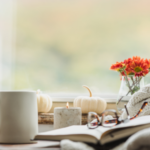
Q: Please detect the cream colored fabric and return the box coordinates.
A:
[123,128,150,150]
[113,128,150,150]
[61,139,94,150]
[120,84,150,120]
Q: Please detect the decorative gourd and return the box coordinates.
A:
[74,86,107,114]
[37,90,53,113]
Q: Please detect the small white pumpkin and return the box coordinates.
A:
[37,90,53,113]
[74,86,107,114]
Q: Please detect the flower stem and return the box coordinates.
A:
[138,77,142,85]
[117,90,131,105]
[124,71,132,92]
[117,76,142,105]
[131,76,135,85]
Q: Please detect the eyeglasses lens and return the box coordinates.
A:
[102,111,117,127]
[87,112,99,129]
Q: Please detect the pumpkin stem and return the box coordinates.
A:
[83,85,92,97]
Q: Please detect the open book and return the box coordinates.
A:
[35,116,150,145]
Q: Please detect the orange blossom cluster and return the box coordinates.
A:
[110,56,150,77]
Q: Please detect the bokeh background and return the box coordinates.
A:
[1,0,150,94]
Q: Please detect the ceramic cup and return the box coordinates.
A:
[0,91,38,143]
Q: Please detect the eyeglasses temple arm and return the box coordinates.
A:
[130,101,148,120]
[124,104,130,119]
[95,115,101,124]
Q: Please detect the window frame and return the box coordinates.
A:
[49,93,117,103]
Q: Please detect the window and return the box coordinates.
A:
[0,0,15,89]
[1,0,150,95]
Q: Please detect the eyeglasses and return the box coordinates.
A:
[87,101,148,129]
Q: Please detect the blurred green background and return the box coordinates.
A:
[13,0,150,93]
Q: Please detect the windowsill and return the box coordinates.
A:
[52,97,116,103]
[46,93,119,114]
[50,94,117,103]
[38,94,119,124]
[38,113,88,125]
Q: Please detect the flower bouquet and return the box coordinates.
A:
[110,56,150,112]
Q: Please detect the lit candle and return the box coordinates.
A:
[66,102,69,108]
[54,102,81,129]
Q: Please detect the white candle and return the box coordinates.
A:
[54,103,81,129]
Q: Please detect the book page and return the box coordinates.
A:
[101,123,150,145]
[35,125,102,143]
[97,115,150,138]
[100,116,150,144]
[35,116,150,144]
[108,115,150,130]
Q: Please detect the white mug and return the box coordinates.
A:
[0,91,38,143]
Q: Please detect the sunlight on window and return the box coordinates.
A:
[2,0,150,94]
[0,0,15,90]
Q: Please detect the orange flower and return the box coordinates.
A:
[110,56,150,77]
[124,58,132,65]
[110,62,125,73]
[124,58,135,75]
[126,56,149,77]
[145,59,150,70]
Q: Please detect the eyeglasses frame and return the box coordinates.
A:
[87,101,148,129]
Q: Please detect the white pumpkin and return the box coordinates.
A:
[37,90,53,113]
[74,86,107,114]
